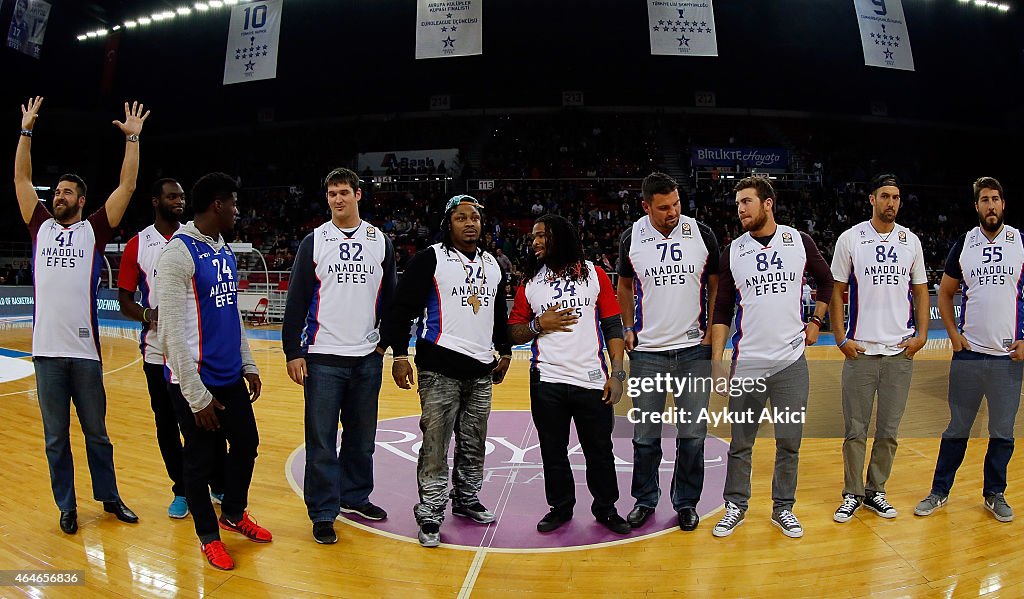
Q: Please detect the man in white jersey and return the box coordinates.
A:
[13,96,148,534]
[509,214,632,536]
[283,167,397,544]
[915,177,1023,523]
[830,174,930,523]
[380,195,512,547]
[710,177,833,539]
[617,172,719,532]
[119,178,227,519]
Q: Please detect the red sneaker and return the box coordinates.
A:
[218,512,273,543]
[201,540,235,570]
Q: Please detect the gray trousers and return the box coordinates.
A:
[413,370,492,525]
[841,352,913,497]
[724,356,809,513]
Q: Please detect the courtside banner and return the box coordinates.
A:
[853,0,914,71]
[648,0,718,57]
[223,0,283,85]
[416,0,482,59]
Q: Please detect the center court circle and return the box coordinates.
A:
[287,410,728,551]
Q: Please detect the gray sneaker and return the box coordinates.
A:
[452,502,495,524]
[418,522,441,547]
[712,502,745,537]
[914,493,948,516]
[984,493,1014,522]
[771,509,804,538]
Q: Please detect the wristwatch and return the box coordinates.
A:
[126,134,139,143]
[611,370,627,381]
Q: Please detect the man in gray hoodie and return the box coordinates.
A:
[157,172,269,571]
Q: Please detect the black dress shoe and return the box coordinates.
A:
[59,510,78,534]
[627,506,656,528]
[103,500,139,523]
[596,513,631,535]
[678,507,699,531]
[537,510,572,532]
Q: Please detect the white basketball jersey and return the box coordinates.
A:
[135,224,178,364]
[305,221,388,357]
[627,215,711,351]
[957,225,1024,356]
[729,225,807,371]
[524,261,610,390]
[831,221,927,355]
[32,218,105,361]
[417,243,502,364]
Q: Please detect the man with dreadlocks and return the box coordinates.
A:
[380,194,512,548]
[508,214,632,535]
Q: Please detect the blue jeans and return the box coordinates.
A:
[33,357,120,512]
[304,353,384,522]
[629,345,712,512]
[931,349,1023,497]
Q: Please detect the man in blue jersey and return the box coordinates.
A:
[283,167,397,544]
[915,177,1023,523]
[158,173,270,570]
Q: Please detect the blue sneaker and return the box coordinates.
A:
[211,492,224,505]
[168,496,189,519]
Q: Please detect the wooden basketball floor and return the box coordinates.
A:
[1,320,1023,598]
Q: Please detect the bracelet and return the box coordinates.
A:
[394,355,409,361]
[20,129,32,137]
[838,338,848,348]
[623,327,634,332]
[142,308,150,323]
[807,315,824,328]
[499,354,512,360]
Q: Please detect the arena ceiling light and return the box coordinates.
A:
[76,1,255,41]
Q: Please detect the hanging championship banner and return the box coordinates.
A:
[223,0,283,85]
[648,0,718,57]
[6,0,51,59]
[416,0,482,60]
[853,0,914,71]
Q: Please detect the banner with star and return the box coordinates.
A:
[416,0,482,60]
[648,0,718,57]
[853,0,914,71]
[223,0,283,85]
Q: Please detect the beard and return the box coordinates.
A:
[742,210,769,232]
[980,212,1004,233]
[878,210,897,224]
[52,203,79,222]
[157,206,183,222]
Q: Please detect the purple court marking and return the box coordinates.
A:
[289,410,728,550]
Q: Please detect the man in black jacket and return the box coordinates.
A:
[380,195,512,548]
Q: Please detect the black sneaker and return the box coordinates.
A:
[537,510,572,532]
[339,502,388,521]
[453,502,495,524]
[596,513,631,535]
[312,521,337,544]
[833,494,862,523]
[864,492,897,519]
